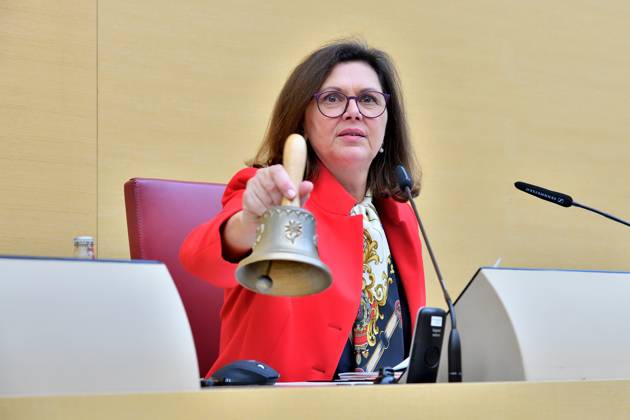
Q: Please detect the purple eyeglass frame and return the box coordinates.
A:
[312,90,391,118]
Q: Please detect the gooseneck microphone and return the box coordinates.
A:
[395,165,462,383]
[515,181,630,228]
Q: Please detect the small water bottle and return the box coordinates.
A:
[73,236,95,259]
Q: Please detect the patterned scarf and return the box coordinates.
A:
[349,194,405,371]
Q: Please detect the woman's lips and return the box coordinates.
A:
[338,128,366,137]
[338,135,365,142]
[337,128,366,141]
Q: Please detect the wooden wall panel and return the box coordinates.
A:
[0,1,96,257]
[405,1,630,304]
[98,0,630,307]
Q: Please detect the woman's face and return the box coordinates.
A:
[304,61,388,174]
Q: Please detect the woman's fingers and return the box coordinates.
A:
[299,180,313,206]
[242,165,299,220]
[267,165,297,200]
[256,169,284,204]
[242,186,268,220]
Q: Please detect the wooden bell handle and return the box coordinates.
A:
[281,134,307,207]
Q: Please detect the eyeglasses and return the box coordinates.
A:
[313,90,390,118]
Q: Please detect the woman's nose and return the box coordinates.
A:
[343,98,363,120]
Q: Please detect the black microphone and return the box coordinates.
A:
[514,182,573,207]
[395,165,462,383]
[515,181,630,228]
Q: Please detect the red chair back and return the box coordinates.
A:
[124,178,225,377]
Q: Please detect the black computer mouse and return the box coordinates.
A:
[206,360,280,386]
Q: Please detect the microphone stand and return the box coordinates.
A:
[572,202,630,228]
[401,186,462,383]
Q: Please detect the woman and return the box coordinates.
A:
[180,39,426,382]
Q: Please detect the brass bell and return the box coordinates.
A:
[235,134,332,296]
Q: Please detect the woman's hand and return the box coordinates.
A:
[222,165,313,260]
[241,165,313,226]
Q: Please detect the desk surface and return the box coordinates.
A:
[2,379,630,420]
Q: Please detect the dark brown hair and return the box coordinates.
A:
[250,39,421,200]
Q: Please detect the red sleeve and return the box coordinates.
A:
[179,167,257,288]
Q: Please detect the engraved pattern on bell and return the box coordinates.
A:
[253,223,265,249]
[284,219,303,243]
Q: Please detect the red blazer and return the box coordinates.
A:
[180,165,426,381]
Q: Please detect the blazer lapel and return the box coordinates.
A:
[376,198,425,330]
